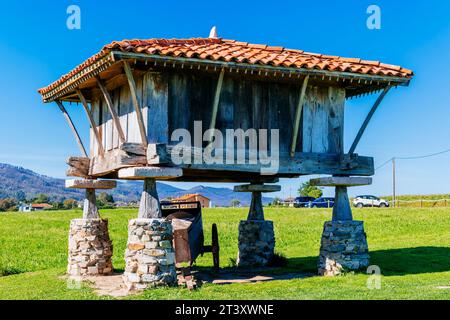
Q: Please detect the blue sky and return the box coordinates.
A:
[0,0,449,198]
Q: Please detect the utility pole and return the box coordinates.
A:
[392,157,396,208]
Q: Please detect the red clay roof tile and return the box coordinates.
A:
[38,37,414,99]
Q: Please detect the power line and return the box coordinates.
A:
[375,147,450,171]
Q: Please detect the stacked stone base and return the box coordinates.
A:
[237,220,275,267]
[318,221,369,276]
[123,219,177,290]
[67,219,113,276]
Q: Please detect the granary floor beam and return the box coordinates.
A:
[207,68,225,143]
[290,75,310,157]
[55,101,88,158]
[348,86,392,154]
[123,60,149,148]
[95,76,126,144]
[76,89,105,155]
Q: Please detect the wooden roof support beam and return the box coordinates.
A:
[348,86,391,154]
[95,76,126,144]
[76,89,105,155]
[55,100,88,158]
[123,60,149,147]
[207,68,225,143]
[290,75,309,157]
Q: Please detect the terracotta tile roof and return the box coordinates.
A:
[173,194,210,201]
[38,38,413,101]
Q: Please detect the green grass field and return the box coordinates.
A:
[1,207,450,300]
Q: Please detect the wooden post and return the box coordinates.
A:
[248,191,264,221]
[76,89,105,155]
[207,68,225,143]
[392,157,396,208]
[96,76,126,144]
[123,60,149,147]
[348,86,391,154]
[332,186,353,221]
[55,101,88,158]
[83,189,99,219]
[290,75,309,157]
[138,179,162,219]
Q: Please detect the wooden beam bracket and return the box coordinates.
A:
[55,101,88,158]
[95,76,126,144]
[348,86,391,154]
[76,89,104,155]
[290,75,310,157]
[123,60,149,147]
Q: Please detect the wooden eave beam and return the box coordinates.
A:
[95,76,126,144]
[113,51,411,87]
[76,89,105,155]
[348,86,392,154]
[55,100,88,158]
[290,75,309,157]
[123,60,148,147]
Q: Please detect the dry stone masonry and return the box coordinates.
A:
[68,219,113,276]
[123,219,177,290]
[237,220,275,267]
[318,220,370,276]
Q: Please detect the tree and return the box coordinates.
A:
[298,181,323,199]
[0,198,17,212]
[230,199,241,208]
[15,191,26,202]
[98,192,114,204]
[271,197,282,206]
[33,194,50,204]
[63,199,79,210]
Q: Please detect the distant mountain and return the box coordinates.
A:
[0,163,273,206]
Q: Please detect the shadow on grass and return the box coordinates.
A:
[193,246,450,279]
[370,246,450,276]
[286,246,450,276]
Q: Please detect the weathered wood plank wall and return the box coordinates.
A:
[90,70,345,161]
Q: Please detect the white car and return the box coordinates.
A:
[353,195,389,208]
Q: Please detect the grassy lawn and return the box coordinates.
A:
[0,207,450,300]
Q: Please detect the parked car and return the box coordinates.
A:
[309,197,335,208]
[353,195,389,208]
[294,196,316,208]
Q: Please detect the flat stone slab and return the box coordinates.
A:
[234,184,281,193]
[65,179,117,189]
[118,166,183,180]
[310,176,372,187]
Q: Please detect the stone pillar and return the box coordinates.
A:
[123,219,177,290]
[65,179,117,276]
[118,168,184,290]
[234,184,280,267]
[67,219,113,276]
[310,176,372,276]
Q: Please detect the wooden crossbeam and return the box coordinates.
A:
[123,61,148,147]
[348,86,391,154]
[95,76,126,144]
[76,89,105,155]
[207,68,225,143]
[290,75,310,157]
[55,101,88,158]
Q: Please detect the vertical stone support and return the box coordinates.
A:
[234,184,280,267]
[65,179,117,276]
[123,219,177,290]
[139,178,162,219]
[117,167,183,289]
[84,189,99,219]
[310,177,372,276]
